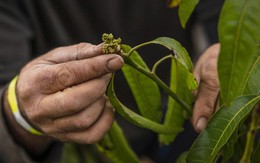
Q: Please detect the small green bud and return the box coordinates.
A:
[102,33,122,54]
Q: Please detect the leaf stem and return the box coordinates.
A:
[152,55,173,73]
[126,41,153,56]
[121,52,191,113]
[241,107,260,162]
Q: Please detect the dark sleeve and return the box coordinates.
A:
[0,0,32,86]
[0,1,62,162]
[194,0,225,43]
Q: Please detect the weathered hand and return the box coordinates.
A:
[15,43,123,144]
[192,44,220,133]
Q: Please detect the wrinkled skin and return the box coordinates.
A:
[4,42,221,159]
[192,44,220,132]
[5,43,124,144]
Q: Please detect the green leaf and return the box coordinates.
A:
[159,58,196,144]
[62,144,108,163]
[61,144,81,163]
[242,55,260,95]
[218,0,260,105]
[178,0,199,28]
[97,122,139,163]
[150,37,193,72]
[187,95,260,162]
[252,140,260,163]
[121,45,162,122]
[108,74,183,134]
[176,151,189,163]
[221,128,238,162]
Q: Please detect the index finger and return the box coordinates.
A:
[35,54,123,93]
[43,43,103,64]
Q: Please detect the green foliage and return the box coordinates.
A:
[186,0,260,161]
[121,45,162,122]
[97,122,139,163]
[176,151,189,163]
[167,0,199,28]
[62,144,81,163]
[187,95,260,162]
[150,37,193,72]
[62,144,108,163]
[178,0,199,28]
[108,73,183,134]
[159,58,196,145]
[68,0,260,162]
[252,140,260,163]
[218,0,260,105]
[242,55,260,95]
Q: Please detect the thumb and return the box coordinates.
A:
[192,81,219,132]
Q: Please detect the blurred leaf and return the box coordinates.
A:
[150,37,193,72]
[97,122,139,163]
[218,0,260,105]
[62,144,111,163]
[62,144,81,163]
[252,140,260,163]
[230,124,248,163]
[108,74,183,134]
[176,151,189,163]
[121,45,161,122]
[159,58,196,144]
[167,0,181,8]
[178,0,199,28]
[187,95,260,162]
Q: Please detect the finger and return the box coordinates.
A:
[56,100,114,144]
[192,81,219,133]
[37,54,123,93]
[36,75,110,118]
[193,44,220,88]
[43,43,103,64]
[46,96,106,133]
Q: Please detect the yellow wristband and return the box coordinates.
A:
[7,76,43,135]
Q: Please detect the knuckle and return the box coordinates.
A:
[72,118,91,130]
[202,65,219,89]
[89,61,103,74]
[76,43,93,59]
[17,83,34,100]
[198,104,215,117]
[59,94,77,113]
[35,70,56,91]
[77,43,92,52]
[55,65,77,87]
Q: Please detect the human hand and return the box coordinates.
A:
[14,43,123,144]
[192,44,220,133]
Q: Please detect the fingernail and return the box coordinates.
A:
[196,117,208,132]
[107,56,124,71]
